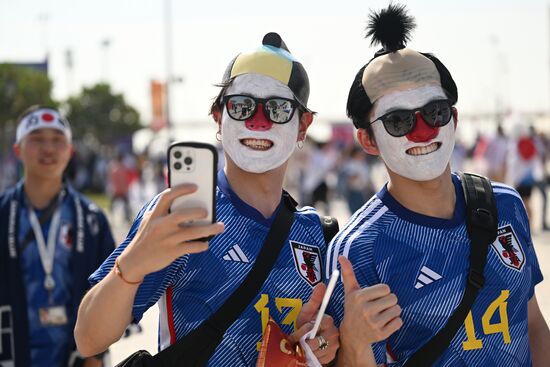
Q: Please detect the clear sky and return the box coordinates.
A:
[1,0,549,128]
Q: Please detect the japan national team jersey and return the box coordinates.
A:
[90,170,326,366]
[327,174,543,367]
[18,193,75,367]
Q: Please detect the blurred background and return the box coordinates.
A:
[2,0,550,364]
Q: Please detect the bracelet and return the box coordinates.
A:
[114,258,143,285]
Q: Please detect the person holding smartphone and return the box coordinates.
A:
[75,32,339,366]
[326,4,550,366]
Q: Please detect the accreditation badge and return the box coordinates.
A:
[39,305,68,326]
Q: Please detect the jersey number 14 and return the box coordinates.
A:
[462,290,511,350]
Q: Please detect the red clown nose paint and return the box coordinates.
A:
[405,111,439,143]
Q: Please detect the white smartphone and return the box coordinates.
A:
[167,142,218,238]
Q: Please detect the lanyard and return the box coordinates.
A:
[26,191,65,300]
[7,186,86,304]
[8,188,85,260]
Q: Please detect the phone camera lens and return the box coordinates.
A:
[174,151,182,159]
[174,162,182,170]
[184,157,193,165]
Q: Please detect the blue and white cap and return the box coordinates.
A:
[16,107,72,143]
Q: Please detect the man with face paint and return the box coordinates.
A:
[75,33,339,366]
[325,4,550,367]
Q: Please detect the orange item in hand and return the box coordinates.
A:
[256,317,307,367]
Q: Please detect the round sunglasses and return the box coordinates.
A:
[368,99,453,137]
[222,94,300,124]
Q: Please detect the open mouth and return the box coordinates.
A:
[240,138,273,151]
[406,142,441,156]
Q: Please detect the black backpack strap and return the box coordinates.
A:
[404,172,498,367]
[150,192,297,367]
[320,215,339,245]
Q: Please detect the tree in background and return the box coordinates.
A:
[0,63,56,188]
[65,83,142,145]
[0,63,56,126]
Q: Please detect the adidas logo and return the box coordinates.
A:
[223,244,250,263]
[414,266,442,289]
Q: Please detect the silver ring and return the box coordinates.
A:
[317,335,329,351]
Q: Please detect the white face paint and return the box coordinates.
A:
[221,74,300,173]
[371,85,456,181]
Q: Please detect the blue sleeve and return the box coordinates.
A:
[517,200,544,298]
[325,228,387,365]
[97,210,116,263]
[88,196,189,322]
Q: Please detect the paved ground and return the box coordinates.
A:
[105,193,550,365]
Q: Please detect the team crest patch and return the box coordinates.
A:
[491,225,525,271]
[290,241,322,286]
[59,223,74,250]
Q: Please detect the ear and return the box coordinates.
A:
[452,107,458,129]
[212,107,222,130]
[297,112,313,141]
[357,128,379,156]
[13,143,21,159]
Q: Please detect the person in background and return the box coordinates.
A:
[529,125,550,230]
[505,121,545,224]
[341,146,372,214]
[485,124,508,182]
[107,152,132,223]
[0,105,115,367]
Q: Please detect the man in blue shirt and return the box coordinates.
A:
[327,4,550,366]
[75,33,339,366]
[0,105,115,366]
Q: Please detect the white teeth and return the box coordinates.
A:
[407,143,440,156]
[240,139,273,151]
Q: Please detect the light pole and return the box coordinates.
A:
[100,38,111,83]
[164,0,173,129]
[65,49,74,96]
[37,13,49,58]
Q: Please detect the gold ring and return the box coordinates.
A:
[317,335,329,351]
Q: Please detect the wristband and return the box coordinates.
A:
[114,258,143,285]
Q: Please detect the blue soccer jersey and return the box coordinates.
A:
[327,174,543,366]
[18,193,75,367]
[90,170,327,366]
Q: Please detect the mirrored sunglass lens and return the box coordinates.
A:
[382,111,414,136]
[422,101,451,127]
[265,99,294,123]
[227,96,256,120]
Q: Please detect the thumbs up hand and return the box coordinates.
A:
[339,256,403,345]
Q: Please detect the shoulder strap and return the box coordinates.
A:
[151,193,297,367]
[320,215,339,245]
[404,172,497,367]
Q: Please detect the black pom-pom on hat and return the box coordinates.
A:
[365,3,416,52]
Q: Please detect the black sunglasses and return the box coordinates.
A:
[368,99,453,137]
[222,94,300,124]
